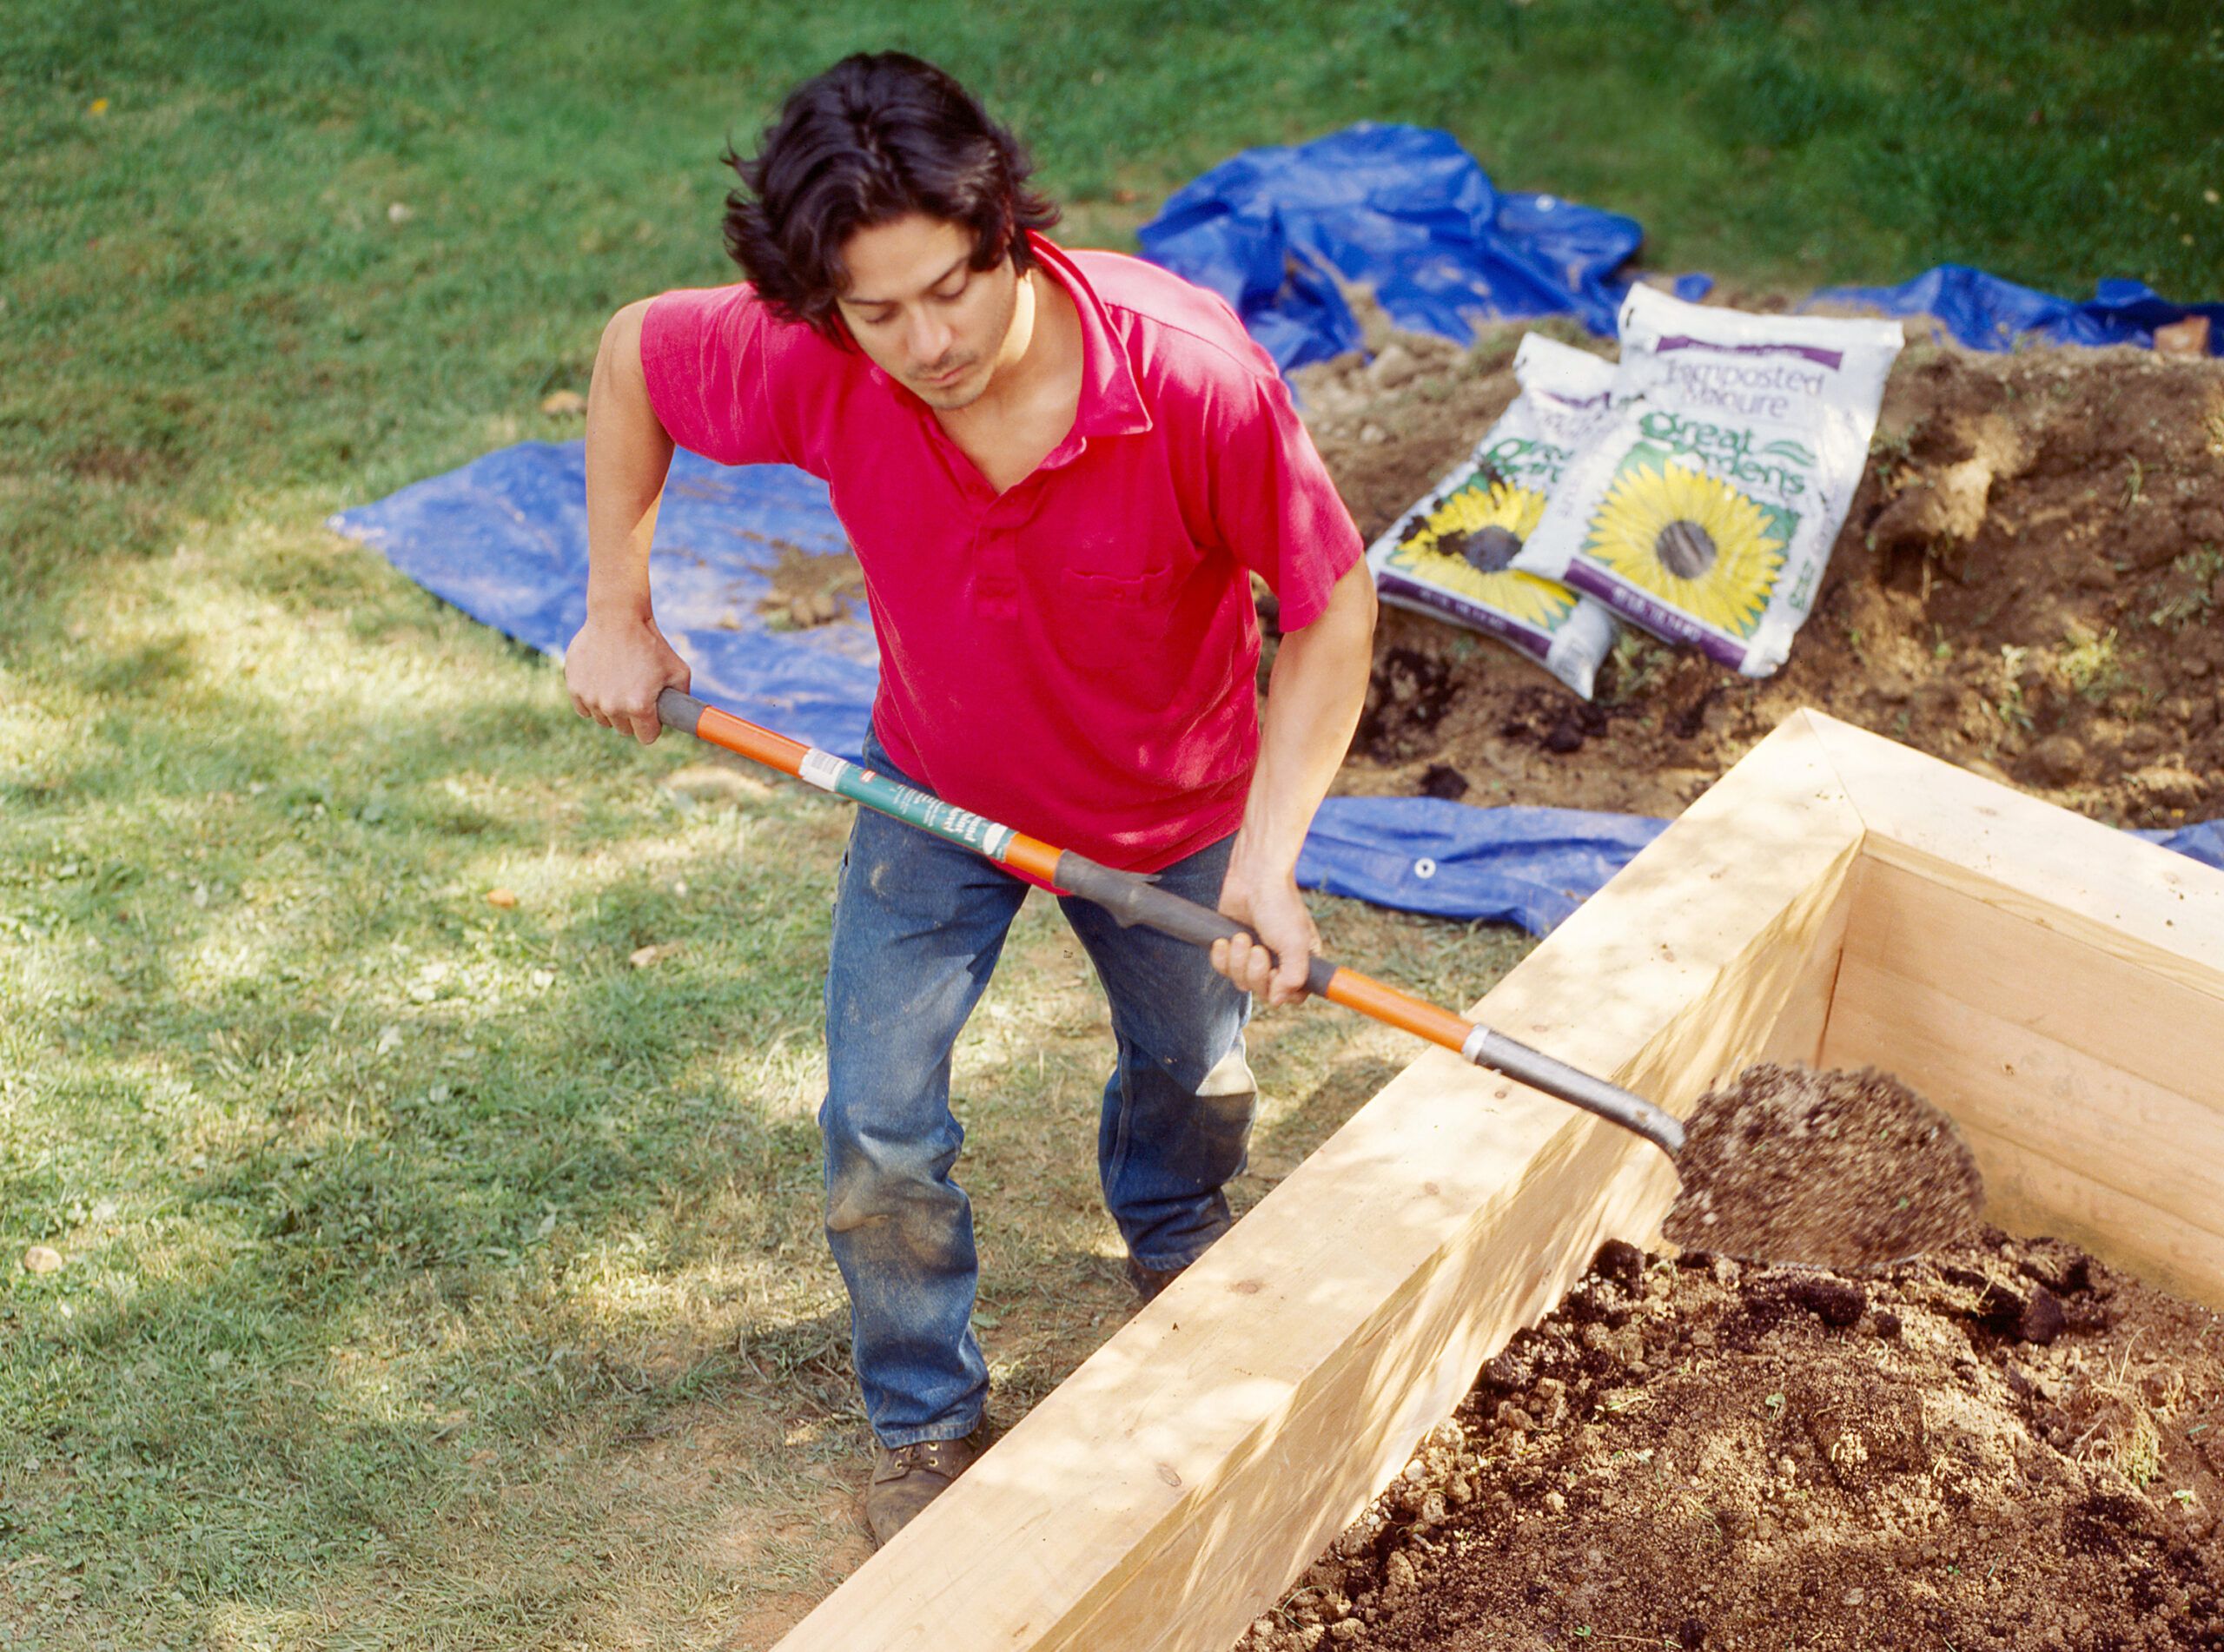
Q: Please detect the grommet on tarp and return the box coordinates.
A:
[1413,857,1438,879]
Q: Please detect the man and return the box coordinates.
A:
[565,52,1374,1544]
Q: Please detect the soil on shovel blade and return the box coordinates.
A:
[1663,1064,1986,1270]
[1233,1228,2224,1652]
[1294,307,2224,829]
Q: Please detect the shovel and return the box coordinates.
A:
[655,689,1685,1159]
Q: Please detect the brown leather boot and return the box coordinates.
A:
[864,1429,983,1547]
[1127,1255,1189,1302]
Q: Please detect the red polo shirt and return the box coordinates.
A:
[639,234,1361,872]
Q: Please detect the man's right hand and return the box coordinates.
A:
[569,298,684,743]
[565,611,691,744]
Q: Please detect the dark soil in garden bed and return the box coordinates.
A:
[1233,1228,2224,1652]
[1295,307,2224,829]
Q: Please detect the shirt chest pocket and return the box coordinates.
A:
[1061,562,1186,608]
[1051,561,1197,684]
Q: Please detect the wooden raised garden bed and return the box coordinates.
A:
[770,709,2224,1652]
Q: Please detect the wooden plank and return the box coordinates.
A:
[1047,1120,1672,1652]
[1824,953,2224,1256]
[1835,855,2224,1109]
[1615,837,1861,1119]
[1806,712,2224,995]
[770,711,1869,1652]
[771,710,2224,1651]
[1753,855,1860,1068]
[1801,710,2224,1310]
[1958,1118,2224,1312]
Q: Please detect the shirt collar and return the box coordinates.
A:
[855,231,1152,442]
[1027,231,1152,440]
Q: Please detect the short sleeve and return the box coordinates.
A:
[1205,370,1364,631]
[638,286,802,469]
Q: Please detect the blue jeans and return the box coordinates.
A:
[820,736,1255,1446]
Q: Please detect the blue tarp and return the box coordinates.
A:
[1142,122,2220,370]
[1313,804,2224,934]
[1296,797,1668,935]
[1817,268,2223,356]
[330,442,879,757]
[2136,820,2224,872]
[1137,122,1711,372]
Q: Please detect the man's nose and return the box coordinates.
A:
[908,310,953,365]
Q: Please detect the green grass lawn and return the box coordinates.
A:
[2,3,2216,1647]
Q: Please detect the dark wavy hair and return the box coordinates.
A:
[722,53,1061,345]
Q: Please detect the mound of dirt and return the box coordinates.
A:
[757,542,865,630]
[1234,1232,2224,1652]
[1298,311,2224,827]
[1665,1065,1985,1269]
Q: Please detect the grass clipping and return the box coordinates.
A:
[1665,1063,1984,1267]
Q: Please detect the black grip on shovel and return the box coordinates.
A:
[658,689,704,737]
[1053,853,1337,997]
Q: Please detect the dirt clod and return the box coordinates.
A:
[1757,1272,1868,1328]
[1664,1064,1984,1268]
[1416,763,1468,802]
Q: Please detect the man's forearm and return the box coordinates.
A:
[584,300,678,622]
[1229,560,1378,878]
[566,301,692,744]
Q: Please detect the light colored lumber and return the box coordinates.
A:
[1042,1117,1672,1652]
[1824,954,2224,1303]
[1806,713,2224,995]
[770,710,2224,1650]
[1835,854,2224,1107]
[1956,1118,2224,1308]
[1753,853,1860,1067]
[1799,713,2224,1306]
[771,711,1867,1652]
[1827,952,2224,1232]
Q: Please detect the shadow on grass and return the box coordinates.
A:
[1,536,1542,1641]
[2,626,886,1618]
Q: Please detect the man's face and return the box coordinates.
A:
[835,213,1023,411]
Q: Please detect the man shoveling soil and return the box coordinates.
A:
[564,51,1377,1545]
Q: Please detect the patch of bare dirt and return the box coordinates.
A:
[756,542,865,630]
[1235,1229,2224,1652]
[1299,312,2224,828]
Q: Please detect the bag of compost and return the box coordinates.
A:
[1511,286,1903,677]
[1366,334,1621,699]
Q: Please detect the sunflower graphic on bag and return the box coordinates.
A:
[1513,287,1902,677]
[1387,474,1566,625]
[1582,449,1792,640]
[1367,335,1621,698]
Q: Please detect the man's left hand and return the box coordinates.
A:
[1208,557,1374,1010]
[1210,866,1320,1008]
